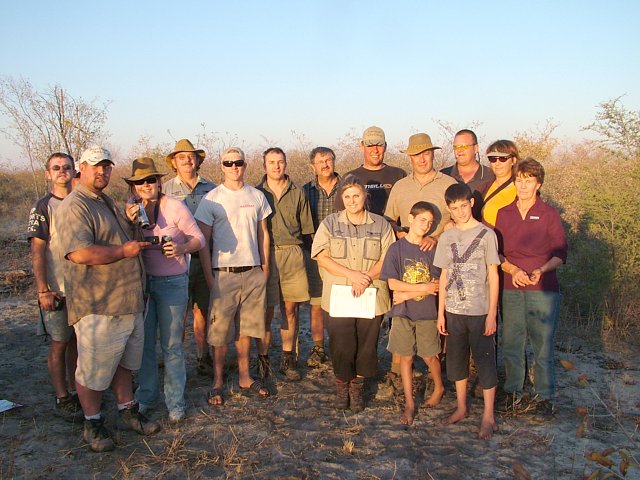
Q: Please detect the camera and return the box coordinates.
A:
[54,296,65,311]
[145,236,160,245]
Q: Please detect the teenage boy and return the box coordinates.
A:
[434,183,500,440]
[381,201,444,426]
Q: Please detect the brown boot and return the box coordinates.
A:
[349,377,365,413]
[335,379,350,410]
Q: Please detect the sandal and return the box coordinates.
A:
[207,387,224,406]
[239,380,270,398]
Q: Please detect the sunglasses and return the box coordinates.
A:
[453,144,477,151]
[488,155,513,163]
[222,160,245,167]
[132,176,158,186]
[50,165,73,171]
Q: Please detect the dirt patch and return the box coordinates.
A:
[0,235,638,479]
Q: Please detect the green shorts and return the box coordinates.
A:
[387,317,441,358]
[266,245,310,306]
[37,306,73,342]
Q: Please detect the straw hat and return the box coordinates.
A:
[165,139,206,169]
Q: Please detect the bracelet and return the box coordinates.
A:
[38,290,51,294]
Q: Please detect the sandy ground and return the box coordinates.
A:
[1,235,639,479]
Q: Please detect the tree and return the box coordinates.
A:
[0,76,110,197]
[513,119,559,162]
[583,96,640,158]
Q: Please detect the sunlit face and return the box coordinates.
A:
[514,173,541,202]
[311,153,335,179]
[46,156,74,187]
[408,210,434,237]
[447,198,474,225]
[80,160,113,193]
[220,153,246,182]
[489,154,516,180]
[133,177,160,201]
[341,185,367,215]
[453,132,478,167]
[409,150,435,175]
[360,143,386,168]
[264,151,287,181]
[172,152,198,178]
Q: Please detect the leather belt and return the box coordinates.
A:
[214,266,254,273]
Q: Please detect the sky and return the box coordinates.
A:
[1,0,639,165]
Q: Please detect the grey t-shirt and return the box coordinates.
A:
[433,223,500,316]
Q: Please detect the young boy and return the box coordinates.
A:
[381,202,444,426]
[434,183,500,440]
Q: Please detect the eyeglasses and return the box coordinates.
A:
[132,177,158,186]
[453,144,477,152]
[50,165,73,171]
[488,155,513,163]
[222,160,245,167]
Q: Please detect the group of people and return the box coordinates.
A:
[27,126,567,452]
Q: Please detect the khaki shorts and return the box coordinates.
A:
[266,245,310,306]
[387,316,441,358]
[304,247,323,306]
[74,312,144,391]
[37,306,73,342]
[208,266,267,346]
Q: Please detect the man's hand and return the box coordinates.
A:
[123,241,151,258]
[484,312,497,336]
[437,315,447,335]
[38,291,58,311]
[419,236,437,252]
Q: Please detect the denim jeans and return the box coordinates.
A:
[501,289,560,400]
[136,273,188,416]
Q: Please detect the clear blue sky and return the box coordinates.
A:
[1,0,639,164]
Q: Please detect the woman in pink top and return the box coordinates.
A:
[124,157,205,423]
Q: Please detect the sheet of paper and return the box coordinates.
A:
[329,285,377,319]
[0,399,22,413]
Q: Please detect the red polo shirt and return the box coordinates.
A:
[494,196,567,292]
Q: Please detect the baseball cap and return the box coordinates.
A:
[361,126,386,146]
[79,146,113,166]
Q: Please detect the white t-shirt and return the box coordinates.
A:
[195,184,272,268]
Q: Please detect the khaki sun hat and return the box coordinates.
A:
[400,133,441,155]
[165,139,206,169]
[124,157,167,184]
[361,126,386,146]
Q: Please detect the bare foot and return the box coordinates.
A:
[478,418,498,440]
[421,388,444,408]
[400,405,415,426]
[443,407,466,426]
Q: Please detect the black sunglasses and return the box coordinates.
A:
[50,165,73,171]
[132,176,158,186]
[488,155,513,163]
[222,160,245,167]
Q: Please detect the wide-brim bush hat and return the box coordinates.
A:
[400,133,441,155]
[124,157,167,184]
[165,139,206,168]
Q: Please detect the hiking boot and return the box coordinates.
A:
[307,346,329,368]
[257,354,271,380]
[349,377,365,413]
[168,409,186,424]
[280,352,301,381]
[55,393,84,423]
[117,404,162,435]
[335,379,350,410]
[533,399,554,417]
[197,353,214,376]
[83,416,115,452]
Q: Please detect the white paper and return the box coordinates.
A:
[329,285,377,319]
[0,399,22,413]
